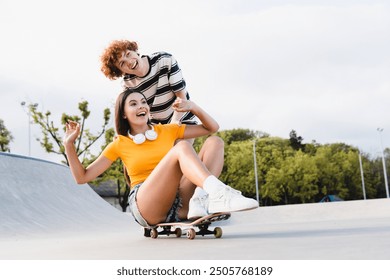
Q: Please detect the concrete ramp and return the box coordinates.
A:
[0,152,131,239]
[1,152,390,260]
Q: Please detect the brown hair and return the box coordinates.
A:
[100,40,139,80]
[114,88,151,136]
[114,88,149,187]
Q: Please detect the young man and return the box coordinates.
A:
[101,40,194,125]
[100,40,226,219]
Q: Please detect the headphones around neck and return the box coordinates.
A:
[128,125,158,144]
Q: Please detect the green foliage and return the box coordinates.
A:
[0,119,14,152]
[289,130,305,151]
[221,141,254,196]
[28,101,110,165]
[216,129,387,206]
[255,137,295,205]
[282,151,319,203]
[216,128,268,145]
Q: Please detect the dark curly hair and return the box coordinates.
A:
[100,40,138,80]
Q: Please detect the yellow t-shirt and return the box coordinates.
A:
[102,123,186,188]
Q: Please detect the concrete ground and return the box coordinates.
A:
[1,152,390,260]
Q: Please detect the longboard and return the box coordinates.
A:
[144,212,231,240]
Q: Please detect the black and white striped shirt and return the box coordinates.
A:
[122,52,196,125]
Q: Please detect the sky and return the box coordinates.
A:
[1,0,389,163]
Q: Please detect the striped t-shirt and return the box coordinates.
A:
[122,52,196,124]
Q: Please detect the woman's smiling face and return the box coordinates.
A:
[123,92,150,125]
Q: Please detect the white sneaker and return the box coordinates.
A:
[208,185,258,213]
[187,193,209,220]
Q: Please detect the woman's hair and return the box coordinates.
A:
[114,88,150,136]
[114,88,150,188]
[100,40,139,80]
[123,164,131,189]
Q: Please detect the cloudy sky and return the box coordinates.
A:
[1,0,389,163]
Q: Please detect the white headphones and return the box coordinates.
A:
[128,125,158,144]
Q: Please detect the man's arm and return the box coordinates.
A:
[170,89,188,124]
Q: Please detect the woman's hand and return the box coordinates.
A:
[172,97,193,112]
[64,121,80,146]
[63,120,113,184]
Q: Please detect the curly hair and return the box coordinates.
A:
[100,40,139,80]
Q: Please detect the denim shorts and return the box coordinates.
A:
[128,183,182,227]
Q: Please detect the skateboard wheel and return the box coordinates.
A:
[144,228,151,237]
[174,228,182,237]
[214,227,223,238]
[151,228,158,239]
[187,228,196,240]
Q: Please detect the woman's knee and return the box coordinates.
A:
[203,135,224,150]
[174,139,194,152]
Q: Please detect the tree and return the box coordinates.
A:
[87,128,131,212]
[217,128,267,145]
[256,137,295,205]
[28,101,110,165]
[312,144,364,201]
[221,140,255,197]
[28,101,131,210]
[278,151,319,204]
[289,129,305,151]
[0,119,14,152]
[371,149,390,199]
[210,129,387,205]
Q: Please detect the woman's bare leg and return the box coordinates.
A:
[178,136,225,218]
[136,141,211,225]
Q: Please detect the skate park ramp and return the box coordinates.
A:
[1,151,390,260]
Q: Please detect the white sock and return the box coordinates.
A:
[202,175,225,194]
[193,186,207,197]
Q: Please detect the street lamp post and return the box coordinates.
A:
[358,151,366,200]
[253,139,259,204]
[377,128,389,198]
[20,102,38,157]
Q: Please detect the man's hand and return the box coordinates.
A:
[172,97,193,112]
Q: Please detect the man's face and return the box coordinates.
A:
[116,50,145,76]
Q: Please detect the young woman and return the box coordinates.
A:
[64,89,258,227]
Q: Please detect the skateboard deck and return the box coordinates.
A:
[144,212,231,239]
